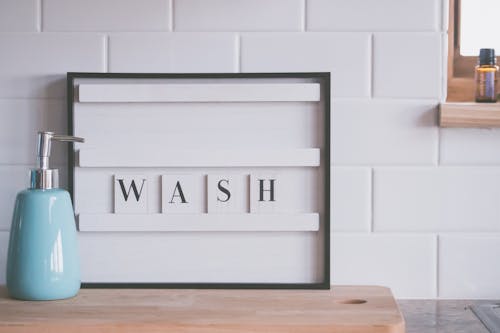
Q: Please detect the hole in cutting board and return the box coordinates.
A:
[337,299,367,305]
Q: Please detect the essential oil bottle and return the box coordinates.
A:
[475,48,498,102]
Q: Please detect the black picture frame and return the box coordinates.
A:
[67,72,331,290]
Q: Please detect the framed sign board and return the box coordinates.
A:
[68,72,330,289]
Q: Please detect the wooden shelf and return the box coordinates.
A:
[0,286,404,333]
[439,102,500,128]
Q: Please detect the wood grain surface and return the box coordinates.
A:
[0,286,405,333]
[440,102,500,127]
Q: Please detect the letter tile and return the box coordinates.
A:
[250,173,280,213]
[162,174,198,213]
[114,175,148,214]
[207,174,248,213]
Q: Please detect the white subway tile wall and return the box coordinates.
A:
[331,167,371,232]
[0,0,495,299]
[0,0,39,32]
[42,0,172,32]
[0,166,31,232]
[109,33,237,72]
[332,234,437,298]
[373,33,442,99]
[174,0,303,32]
[307,0,440,32]
[374,167,500,232]
[0,34,105,98]
[439,235,500,299]
[332,99,439,165]
[0,99,66,165]
[440,128,500,164]
[0,232,8,285]
[241,33,371,97]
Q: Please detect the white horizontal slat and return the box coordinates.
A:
[78,83,321,102]
[78,213,320,232]
[79,232,319,283]
[78,148,320,167]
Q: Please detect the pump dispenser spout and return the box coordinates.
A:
[31,131,84,189]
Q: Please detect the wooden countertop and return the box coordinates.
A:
[0,286,404,333]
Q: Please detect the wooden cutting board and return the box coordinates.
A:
[0,286,404,333]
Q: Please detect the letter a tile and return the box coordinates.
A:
[162,175,198,213]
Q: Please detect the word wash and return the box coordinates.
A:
[114,174,279,214]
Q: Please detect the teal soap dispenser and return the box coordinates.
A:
[7,131,84,300]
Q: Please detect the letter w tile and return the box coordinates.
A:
[114,175,148,214]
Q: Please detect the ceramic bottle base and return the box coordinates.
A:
[6,189,81,301]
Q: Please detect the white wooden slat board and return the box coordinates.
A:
[78,213,320,232]
[78,232,321,283]
[78,83,321,103]
[72,76,327,285]
[72,102,322,150]
[78,148,320,167]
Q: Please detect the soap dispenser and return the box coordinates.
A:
[7,131,84,300]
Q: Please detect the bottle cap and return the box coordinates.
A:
[30,131,84,190]
[479,48,496,65]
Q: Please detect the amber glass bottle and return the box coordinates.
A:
[475,48,498,102]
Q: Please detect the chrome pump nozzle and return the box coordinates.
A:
[31,131,84,189]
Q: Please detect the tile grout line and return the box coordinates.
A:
[437,31,445,166]
[0,97,65,101]
[104,35,109,73]
[169,0,174,31]
[236,34,242,73]
[438,0,443,32]
[440,31,447,102]
[439,0,449,32]
[370,33,374,98]
[301,0,307,31]
[435,234,440,298]
[440,0,448,102]
[37,0,43,32]
[437,123,441,165]
[370,167,375,232]
[0,163,67,167]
